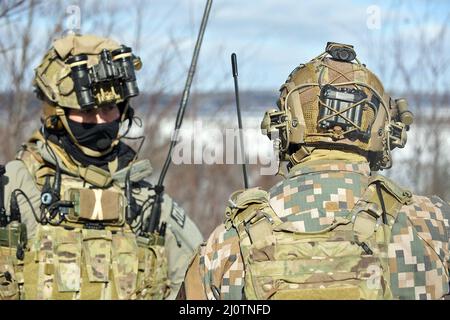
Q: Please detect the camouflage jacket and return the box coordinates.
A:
[1,131,203,300]
[183,159,450,300]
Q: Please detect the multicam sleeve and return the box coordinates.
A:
[157,194,204,300]
[4,160,41,239]
[183,223,245,300]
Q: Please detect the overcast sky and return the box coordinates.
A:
[5,0,450,93]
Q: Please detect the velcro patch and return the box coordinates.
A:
[170,202,186,228]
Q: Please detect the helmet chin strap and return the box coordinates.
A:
[56,106,121,158]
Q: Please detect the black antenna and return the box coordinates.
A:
[231,53,249,189]
[0,165,7,227]
[144,0,213,235]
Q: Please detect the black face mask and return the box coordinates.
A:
[67,118,120,151]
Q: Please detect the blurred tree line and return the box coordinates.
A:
[0,0,448,238]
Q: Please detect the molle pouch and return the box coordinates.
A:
[0,222,27,249]
[54,228,81,292]
[65,188,125,226]
[26,225,56,300]
[244,225,388,300]
[0,250,19,300]
[246,244,386,300]
[136,236,169,300]
[112,231,138,299]
[82,229,112,283]
[0,223,27,300]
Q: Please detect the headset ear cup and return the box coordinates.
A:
[44,115,64,132]
[42,102,65,132]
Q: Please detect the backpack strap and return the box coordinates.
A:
[224,188,281,252]
[352,174,413,244]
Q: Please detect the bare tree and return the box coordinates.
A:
[0,1,29,20]
[0,1,68,161]
[389,3,450,200]
[352,1,450,201]
[0,1,209,234]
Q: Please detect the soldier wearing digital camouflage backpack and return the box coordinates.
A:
[0,34,202,300]
[180,42,450,300]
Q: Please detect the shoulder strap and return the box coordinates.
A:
[17,131,117,188]
[224,188,269,228]
[368,175,413,206]
[352,174,413,243]
[224,187,281,246]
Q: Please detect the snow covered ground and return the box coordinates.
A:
[122,106,450,194]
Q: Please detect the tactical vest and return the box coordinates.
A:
[225,176,413,300]
[0,140,169,300]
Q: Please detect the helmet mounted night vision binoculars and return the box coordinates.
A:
[67,46,141,110]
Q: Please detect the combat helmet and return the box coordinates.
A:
[261,42,414,171]
[33,34,142,157]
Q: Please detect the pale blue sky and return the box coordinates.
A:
[3,0,450,93]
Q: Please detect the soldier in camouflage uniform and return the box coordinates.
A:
[180,42,450,300]
[0,34,203,300]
